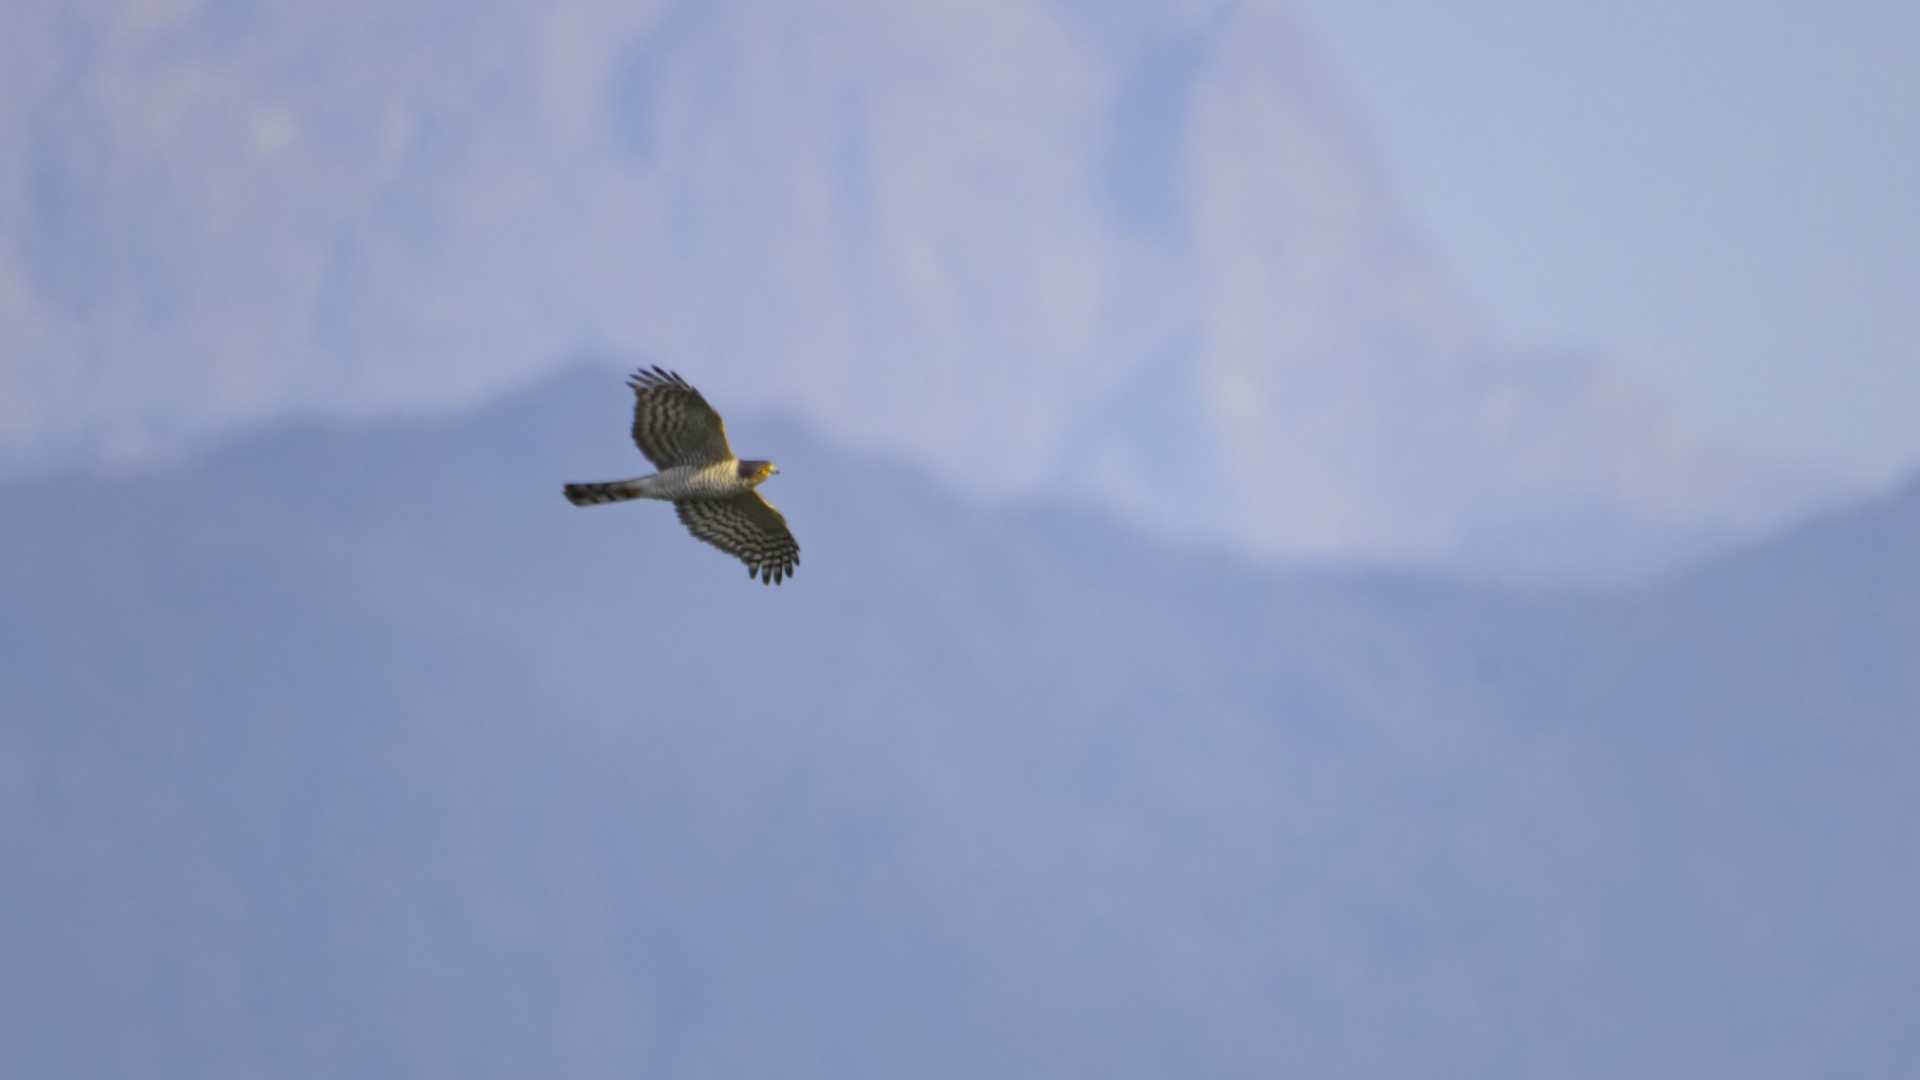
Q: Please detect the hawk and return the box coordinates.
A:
[564,367,800,585]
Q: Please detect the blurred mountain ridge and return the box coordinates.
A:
[0,366,1914,1078]
[0,0,1830,577]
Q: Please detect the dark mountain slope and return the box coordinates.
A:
[1,368,1913,1079]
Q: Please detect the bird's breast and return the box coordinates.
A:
[650,462,745,500]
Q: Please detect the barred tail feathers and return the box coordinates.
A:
[563,478,651,506]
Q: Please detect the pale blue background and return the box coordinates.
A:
[1289,0,1920,483]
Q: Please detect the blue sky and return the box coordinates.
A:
[1286,0,1920,484]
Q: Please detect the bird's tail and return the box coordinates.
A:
[563,478,650,506]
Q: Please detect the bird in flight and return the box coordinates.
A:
[564,367,800,584]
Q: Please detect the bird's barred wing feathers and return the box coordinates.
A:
[628,366,734,468]
[675,493,801,585]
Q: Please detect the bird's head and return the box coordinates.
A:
[738,460,779,485]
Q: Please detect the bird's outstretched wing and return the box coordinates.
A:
[675,492,801,585]
[629,366,734,468]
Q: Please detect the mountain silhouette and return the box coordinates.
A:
[1,367,1913,1078]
